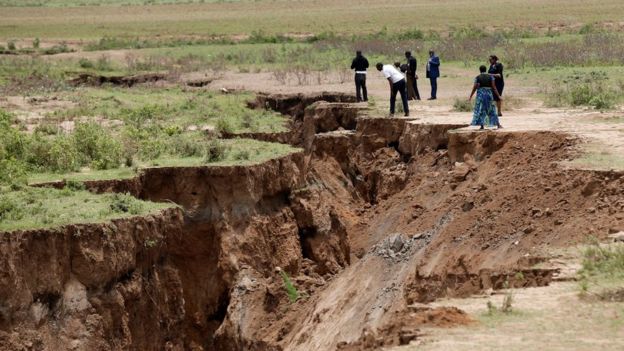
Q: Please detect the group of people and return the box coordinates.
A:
[350,50,440,117]
[350,51,504,129]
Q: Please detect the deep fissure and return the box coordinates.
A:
[2,92,623,350]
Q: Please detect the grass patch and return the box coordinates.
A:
[545,71,621,109]
[51,88,288,134]
[452,98,473,112]
[568,145,624,171]
[0,186,171,232]
[578,242,624,300]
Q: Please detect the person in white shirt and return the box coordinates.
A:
[376,62,409,117]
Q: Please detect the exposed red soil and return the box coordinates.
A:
[3,93,624,350]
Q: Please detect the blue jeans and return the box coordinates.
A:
[429,77,437,99]
[390,79,409,115]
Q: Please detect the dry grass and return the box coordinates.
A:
[2,0,624,39]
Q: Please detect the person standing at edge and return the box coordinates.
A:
[488,55,504,117]
[426,50,440,100]
[376,62,409,117]
[351,50,369,102]
[405,51,420,100]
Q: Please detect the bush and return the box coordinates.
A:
[109,193,143,215]
[78,58,94,69]
[0,159,27,186]
[204,139,227,163]
[168,134,203,157]
[453,98,474,112]
[48,135,81,172]
[7,41,16,51]
[546,71,618,109]
[73,122,123,170]
[216,118,234,134]
[232,149,250,161]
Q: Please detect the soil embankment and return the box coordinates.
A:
[2,92,624,350]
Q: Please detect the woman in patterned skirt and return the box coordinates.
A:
[469,65,502,129]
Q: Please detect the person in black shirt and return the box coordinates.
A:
[351,51,369,102]
[405,51,420,100]
[488,55,504,116]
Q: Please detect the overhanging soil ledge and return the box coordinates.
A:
[3,93,624,351]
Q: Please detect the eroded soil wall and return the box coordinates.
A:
[4,96,624,351]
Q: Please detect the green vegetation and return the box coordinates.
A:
[2,0,624,39]
[52,88,287,133]
[579,242,624,300]
[0,186,171,232]
[27,139,299,184]
[1,87,293,185]
[545,71,622,109]
[453,98,473,112]
[278,269,300,303]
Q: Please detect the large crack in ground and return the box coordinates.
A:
[1,92,624,350]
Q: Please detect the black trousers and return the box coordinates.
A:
[408,73,420,100]
[390,79,409,115]
[355,73,367,102]
[429,77,438,99]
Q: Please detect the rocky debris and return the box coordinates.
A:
[608,231,624,242]
[370,233,424,263]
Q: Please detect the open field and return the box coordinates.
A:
[0,1,623,350]
[2,0,624,39]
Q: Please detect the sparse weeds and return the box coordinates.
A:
[545,71,620,109]
[578,241,624,301]
[452,98,473,112]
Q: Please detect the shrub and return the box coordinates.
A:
[48,135,80,172]
[546,71,618,109]
[109,193,143,215]
[73,122,123,170]
[0,159,27,186]
[204,139,226,163]
[168,134,203,157]
[233,149,250,161]
[453,98,474,112]
[78,58,94,69]
[7,41,16,51]
[216,118,234,134]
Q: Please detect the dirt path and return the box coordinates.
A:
[390,250,624,351]
[211,69,624,170]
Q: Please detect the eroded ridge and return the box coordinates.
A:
[2,93,623,351]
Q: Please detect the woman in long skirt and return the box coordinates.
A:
[469,65,502,129]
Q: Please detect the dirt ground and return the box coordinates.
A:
[391,249,624,351]
[209,67,624,171]
[2,64,624,350]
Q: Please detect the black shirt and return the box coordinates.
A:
[488,62,504,84]
[407,56,417,75]
[351,55,369,72]
[476,73,493,88]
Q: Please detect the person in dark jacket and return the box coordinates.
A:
[425,50,440,100]
[351,51,369,102]
[405,51,420,100]
[488,55,504,116]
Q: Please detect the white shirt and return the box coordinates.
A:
[381,65,404,84]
